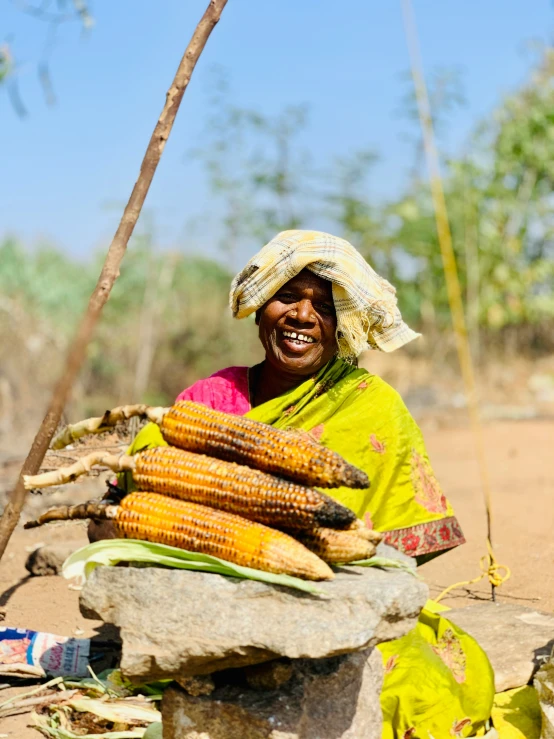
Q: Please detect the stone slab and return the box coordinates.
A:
[80,546,427,681]
[162,648,384,739]
[447,603,554,692]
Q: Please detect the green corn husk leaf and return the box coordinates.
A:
[62,539,325,595]
[349,556,420,577]
[67,696,161,725]
[97,668,170,697]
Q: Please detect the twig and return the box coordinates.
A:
[0,0,229,561]
[51,405,166,450]
[0,676,63,710]
[0,688,78,717]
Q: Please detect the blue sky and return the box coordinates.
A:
[2,0,553,263]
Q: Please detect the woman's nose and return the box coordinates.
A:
[294,299,316,323]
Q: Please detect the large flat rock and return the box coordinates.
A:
[162,648,384,739]
[447,603,554,692]
[80,552,427,681]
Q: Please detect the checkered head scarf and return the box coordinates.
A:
[230,230,420,358]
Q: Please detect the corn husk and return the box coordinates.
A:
[67,696,161,725]
[349,556,419,576]
[62,539,325,594]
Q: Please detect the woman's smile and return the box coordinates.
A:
[279,328,318,353]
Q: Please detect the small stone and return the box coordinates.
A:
[162,648,384,739]
[244,660,294,691]
[447,603,554,692]
[25,540,88,576]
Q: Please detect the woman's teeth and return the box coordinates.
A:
[283,331,315,344]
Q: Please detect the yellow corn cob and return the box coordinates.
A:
[49,401,369,490]
[160,401,369,490]
[132,446,357,531]
[345,519,384,545]
[24,492,334,581]
[291,526,378,564]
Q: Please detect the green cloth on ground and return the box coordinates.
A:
[492,686,542,739]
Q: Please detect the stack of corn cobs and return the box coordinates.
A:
[24,401,381,581]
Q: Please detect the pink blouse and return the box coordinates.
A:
[176,366,251,416]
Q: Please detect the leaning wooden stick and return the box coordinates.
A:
[0,0,229,561]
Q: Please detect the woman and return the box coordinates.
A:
[130,230,495,737]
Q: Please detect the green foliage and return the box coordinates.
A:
[192,70,315,261]
[0,235,261,419]
[0,45,11,84]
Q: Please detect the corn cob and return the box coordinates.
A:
[24,492,334,581]
[345,519,384,545]
[160,401,369,489]
[50,401,369,490]
[132,446,357,531]
[290,526,378,564]
[24,447,358,531]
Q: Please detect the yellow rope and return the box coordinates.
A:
[435,540,511,603]
[401,0,510,600]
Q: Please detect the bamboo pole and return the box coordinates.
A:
[0,0,229,560]
[402,0,509,601]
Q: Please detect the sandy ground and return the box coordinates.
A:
[0,416,553,737]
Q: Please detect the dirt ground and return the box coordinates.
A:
[0,415,553,737]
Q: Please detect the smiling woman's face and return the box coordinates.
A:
[256,269,338,377]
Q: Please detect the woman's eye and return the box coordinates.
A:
[318,303,334,315]
[277,292,297,302]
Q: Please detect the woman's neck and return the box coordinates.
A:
[249,361,313,408]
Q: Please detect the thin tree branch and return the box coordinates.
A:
[0,0,229,560]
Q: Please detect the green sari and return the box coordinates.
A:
[128,357,495,737]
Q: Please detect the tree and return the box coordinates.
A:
[193,70,314,266]
[1,0,93,115]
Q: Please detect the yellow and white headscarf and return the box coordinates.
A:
[230,230,420,358]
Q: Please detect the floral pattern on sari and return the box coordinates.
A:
[308,423,325,442]
[384,654,400,674]
[383,517,465,558]
[370,433,386,454]
[432,629,466,684]
[411,449,448,514]
[450,717,472,736]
